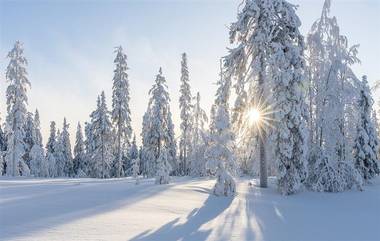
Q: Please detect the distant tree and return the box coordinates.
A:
[0,116,7,175]
[178,53,192,175]
[353,76,380,181]
[189,92,208,177]
[111,46,132,178]
[89,92,114,178]
[141,68,176,178]
[23,112,35,168]
[131,156,140,185]
[54,130,66,177]
[61,118,73,177]
[73,122,86,177]
[30,109,48,177]
[205,67,236,196]
[124,135,138,176]
[4,41,30,176]
[46,121,57,177]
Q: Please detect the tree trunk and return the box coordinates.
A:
[259,131,267,188]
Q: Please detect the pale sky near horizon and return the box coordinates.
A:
[0,0,379,145]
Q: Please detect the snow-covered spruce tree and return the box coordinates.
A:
[224,0,273,188]
[61,118,73,177]
[306,0,362,192]
[189,92,209,177]
[4,41,30,176]
[89,92,114,178]
[111,46,132,178]
[46,121,57,177]
[353,76,380,181]
[155,146,171,185]
[23,112,35,168]
[124,135,138,176]
[131,155,140,185]
[73,122,86,177]
[141,68,176,179]
[178,53,192,176]
[205,67,236,196]
[30,109,48,177]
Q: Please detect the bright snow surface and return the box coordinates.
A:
[1,176,379,241]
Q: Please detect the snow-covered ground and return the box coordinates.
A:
[0,176,379,241]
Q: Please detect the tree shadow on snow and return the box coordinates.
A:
[130,193,234,241]
[0,178,174,240]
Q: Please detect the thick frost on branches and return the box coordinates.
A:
[5,41,30,176]
[111,46,132,177]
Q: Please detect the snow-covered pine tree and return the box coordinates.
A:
[30,109,48,177]
[189,92,208,177]
[4,41,30,176]
[23,112,35,168]
[306,0,362,192]
[89,92,114,178]
[73,122,86,177]
[141,68,176,178]
[46,121,57,177]
[224,0,273,188]
[61,118,73,177]
[155,146,171,184]
[178,53,192,176]
[353,76,380,181]
[205,65,236,196]
[224,0,310,193]
[111,46,132,178]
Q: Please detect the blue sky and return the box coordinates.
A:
[1,0,379,144]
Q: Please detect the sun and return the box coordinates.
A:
[248,108,261,124]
